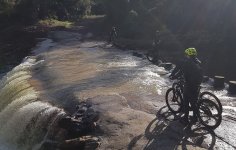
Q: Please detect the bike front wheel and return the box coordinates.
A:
[197,99,222,129]
[165,88,182,114]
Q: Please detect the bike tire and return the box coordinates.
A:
[165,88,182,114]
[199,92,222,114]
[197,99,222,129]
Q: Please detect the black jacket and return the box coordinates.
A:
[171,57,203,85]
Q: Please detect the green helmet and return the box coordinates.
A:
[185,48,197,56]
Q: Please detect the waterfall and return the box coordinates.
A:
[0,57,66,150]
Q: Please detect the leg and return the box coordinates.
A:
[189,86,199,122]
[183,86,190,120]
[179,86,190,125]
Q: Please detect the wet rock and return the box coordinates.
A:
[58,102,99,138]
[202,76,209,83]
[59,136,100,150]
[214,76,225,89]
[74,101,92,118]
[58,116,76,129]
[228,81,236,95]
[37,136,100,150]
[158,62,172,70]
[132,52,144,58]
[163,62,172,70]
[54,102,100,149]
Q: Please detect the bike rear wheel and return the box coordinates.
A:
[165,88,182,114]
[197,99,222,129]
[199,92,222,114]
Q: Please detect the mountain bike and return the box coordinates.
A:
[165,77,222,129]
[166,77,223,114]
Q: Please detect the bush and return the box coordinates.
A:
[0,0,93,23]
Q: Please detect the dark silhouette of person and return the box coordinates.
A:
[169,48,203,125]
[149,30,161,64]
[109,26,118,44]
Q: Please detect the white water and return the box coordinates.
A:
[0,38,174,149]
[0,57,66,150]
[0,35,235,149]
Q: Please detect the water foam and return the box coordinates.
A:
[0,57,65,150]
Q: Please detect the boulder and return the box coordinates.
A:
[228,81,236,95]
[214,76,225,89]
[202,76,209,83]
[59,136,100,150]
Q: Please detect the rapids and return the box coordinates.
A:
[0,31,235,149]
[0,58,66,150]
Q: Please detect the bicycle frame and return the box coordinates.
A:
[172,78,203,103]
[166,78,222,129]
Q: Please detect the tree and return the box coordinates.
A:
[0,0,93,22]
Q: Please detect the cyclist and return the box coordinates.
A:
[109,26,118,44]
[169,48,203,125]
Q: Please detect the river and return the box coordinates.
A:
[0,31,235,149]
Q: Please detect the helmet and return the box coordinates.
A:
[185,48,197,56]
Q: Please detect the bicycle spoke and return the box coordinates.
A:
[200,92,222,114]
[197,99,222,129]
[166,88,182,113]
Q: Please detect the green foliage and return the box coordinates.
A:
[99,0,236,49]
[38,19,74,28]
[0,0,15,15]
[95,0,236,79]
[0,0,93,23]
[16,0,92,21]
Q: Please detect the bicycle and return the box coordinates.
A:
[165,77,222,129]
[166,77,223,114]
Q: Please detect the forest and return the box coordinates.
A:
[0,0,236,80]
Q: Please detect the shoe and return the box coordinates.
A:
[179,117,189,126]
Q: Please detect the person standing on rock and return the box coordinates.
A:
[169,48,203,125]
[147,30,162,65]
[109,26,118,44]
[153,30,161,56]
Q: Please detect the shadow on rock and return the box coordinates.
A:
[143,106,185,150]
[182,127,216,150]
[128,106,216,150]
[155,105,183,122]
